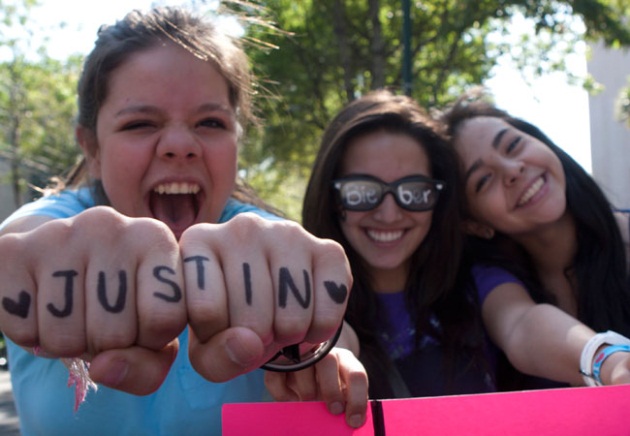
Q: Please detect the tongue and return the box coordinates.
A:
[151,193,197,229]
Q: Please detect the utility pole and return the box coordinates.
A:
[402,0,412,96]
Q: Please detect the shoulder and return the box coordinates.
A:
[219,198,283,223]
[471,264,527,306]
[0,187,94,232]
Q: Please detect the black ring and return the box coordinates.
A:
[261,324,343,372]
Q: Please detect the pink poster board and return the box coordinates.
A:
[223,385,630,435]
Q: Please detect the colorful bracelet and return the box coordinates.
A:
[591,344,630,385]
[579,331,630,386]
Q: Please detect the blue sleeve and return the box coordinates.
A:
[1,192,281,231]
[0,188,94,231]
[219,198,283,223]
[472,265,526,306]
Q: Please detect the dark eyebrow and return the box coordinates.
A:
[464,159,481,184]
[115,102,234,118]
[463,127,508,184]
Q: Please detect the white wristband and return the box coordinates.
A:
[579,330,630,386]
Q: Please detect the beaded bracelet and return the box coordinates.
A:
[591,344,630,385]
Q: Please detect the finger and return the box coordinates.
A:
[286,366,318,401]
[264,371,299,402]
[188,326,265,382]
[0,232,39,347]
[134,220,187,350]
[31,219,89,356]
[308,239,352,344]
[88,339,179,395]
[184,220,275,345]
[179,226,229,343]
[312,352,345,411]
[266,221,316,346]
[336,349,369,428]
[83,215,140,354]
[225,216,275,345]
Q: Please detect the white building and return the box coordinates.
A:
[588,42,630,208]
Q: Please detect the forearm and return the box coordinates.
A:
[490,303,595,386]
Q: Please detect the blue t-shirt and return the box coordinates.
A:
[1,188,279,435]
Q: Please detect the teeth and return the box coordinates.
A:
[154,182,200,195]
[367,230,403,242]
[518,177,544,206]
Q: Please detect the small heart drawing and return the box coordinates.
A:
[324,281,348,304]
[2,290,31,319]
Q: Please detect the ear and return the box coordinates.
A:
[76,126,101,179]
[462,220,495,240]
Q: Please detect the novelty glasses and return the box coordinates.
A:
[333,175,445,212]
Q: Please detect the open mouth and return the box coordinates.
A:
[150,182,201,231]
[517,175,545,207]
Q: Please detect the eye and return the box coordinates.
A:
[474,173,491,193]
[198,117,227,129]
[505,136,521,153]
[120,120,155,131]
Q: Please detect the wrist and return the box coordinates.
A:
[580,331,630,386]
[593,344,630,385]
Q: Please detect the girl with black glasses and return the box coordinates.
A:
[288,90,496,398]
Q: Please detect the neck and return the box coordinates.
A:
[372,265,408,294]
[514,212,577,274]
[512,212,579,313]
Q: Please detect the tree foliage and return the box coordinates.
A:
[1,0,630,217]
[0,0,82,207]
[235,0,630,219]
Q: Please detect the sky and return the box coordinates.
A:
[18,0,592,172]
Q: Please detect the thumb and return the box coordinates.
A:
[189,326,266,382]
[88,340,179,395]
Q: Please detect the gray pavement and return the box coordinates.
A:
[0,370,20,435]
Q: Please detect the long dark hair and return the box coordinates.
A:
[441,90,630,337]
[303,90,486,397]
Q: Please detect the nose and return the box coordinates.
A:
[502,159,525,186]
[157,125,201,161]
[373,193,403,222]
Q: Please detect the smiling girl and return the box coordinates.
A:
[295,90,495,398]
[441,89,630,390]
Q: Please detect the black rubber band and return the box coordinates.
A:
[261,324,343,372]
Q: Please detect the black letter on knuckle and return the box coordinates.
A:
[324,281,348,305]
[183,255,209,290]
[243,263,252,305]
[153,265,182,303]
[47,270,78,318]
[97,271,127,313]
[278,268,311,309]
[2,290,31,319]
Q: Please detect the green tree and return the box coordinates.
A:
[0,0,82,207]
[235,0,630,219]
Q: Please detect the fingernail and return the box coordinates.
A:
[329,401,344,415]
[348,414,364,428]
